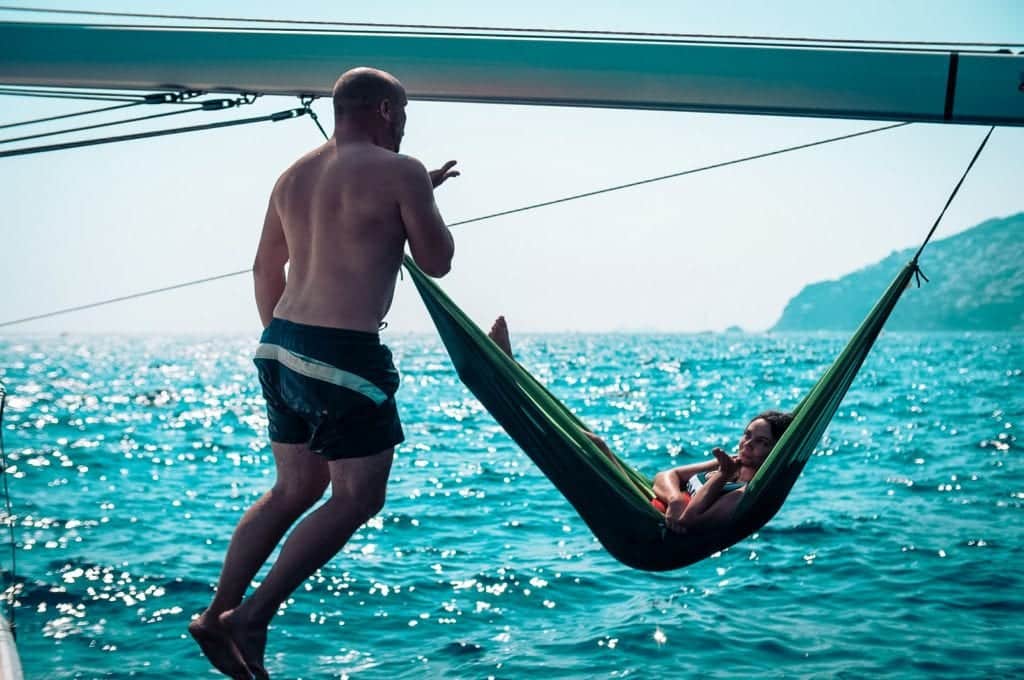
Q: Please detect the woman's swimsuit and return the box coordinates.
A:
[651,470,746,512]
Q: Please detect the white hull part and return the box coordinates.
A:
[0,615,22,680]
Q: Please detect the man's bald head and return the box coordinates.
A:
[332,67,406,120]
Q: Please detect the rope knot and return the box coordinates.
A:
[911,261,930,288]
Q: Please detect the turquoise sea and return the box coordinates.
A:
[1,332,1022,679]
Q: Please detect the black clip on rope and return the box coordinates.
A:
[271,108,309,122]
[145,90,204,104]
[197,93,258,111]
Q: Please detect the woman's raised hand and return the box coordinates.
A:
[712,447,739,481]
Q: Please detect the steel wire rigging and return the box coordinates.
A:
[1,5,1021,51]
[0,117,911,327]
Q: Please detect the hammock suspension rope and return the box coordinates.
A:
[913,126,995,263]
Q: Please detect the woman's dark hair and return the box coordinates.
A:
[749,410,794,442]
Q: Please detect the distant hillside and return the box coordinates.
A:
[772,213,1024,331]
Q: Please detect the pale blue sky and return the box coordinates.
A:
[0,1,1021,333]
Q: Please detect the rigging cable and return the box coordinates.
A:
[0,94,253,146]
[300,97,328,139]
[0,383,16,639]
[0,270,253,328]
[0,91,204,132]
[0,87,148,103]
[1,102,147,131]
[0,5,1021,49]
[0,119,910,327]
[0,87,203,103]
[442,122,909,228]
[0,106,308,159]
[0,20,1012,54]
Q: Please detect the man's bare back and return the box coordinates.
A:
[252,66,455,333]
[255,141,455,332]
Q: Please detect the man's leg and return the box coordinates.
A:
[189,442,329,678]
[221,448,395,675]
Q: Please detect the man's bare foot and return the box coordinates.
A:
[188,613,253,679]
[488,316,513,358]
[219,608,270,680]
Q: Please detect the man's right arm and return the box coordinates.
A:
[396,156,454,277]
[253,194,288,328]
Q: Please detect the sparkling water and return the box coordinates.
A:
[1,332,1021,678]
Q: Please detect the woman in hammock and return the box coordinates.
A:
[486,316,793,535]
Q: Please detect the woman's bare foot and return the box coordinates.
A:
[188,612,252,679]
[488,316,513,358]
[219,607,270,680]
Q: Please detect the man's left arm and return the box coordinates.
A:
[253,196,288,328]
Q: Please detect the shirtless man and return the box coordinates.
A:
[188,67,457,679]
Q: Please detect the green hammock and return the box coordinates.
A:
[404,254,918,571]
[403,127,990,571]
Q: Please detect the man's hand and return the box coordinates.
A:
[429,160,460,188]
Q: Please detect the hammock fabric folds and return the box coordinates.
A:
[405,255,918,571]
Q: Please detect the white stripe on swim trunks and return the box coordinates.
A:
[254,343,388,406]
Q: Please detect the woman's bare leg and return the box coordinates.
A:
[488,316,513,357]
[487,315,628,475]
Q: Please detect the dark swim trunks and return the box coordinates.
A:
[254,318,404,460]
